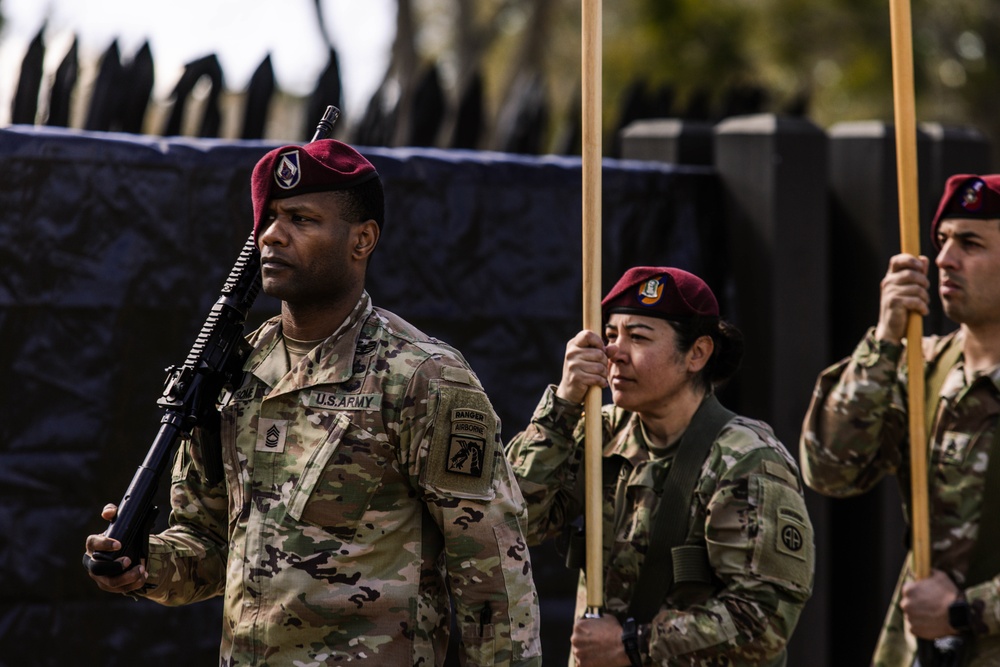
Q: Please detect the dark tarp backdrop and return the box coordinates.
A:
[0,126,721,667]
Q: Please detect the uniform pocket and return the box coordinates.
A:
[286,412,388,541]
[460,621,495,665]
[619,460,662,543]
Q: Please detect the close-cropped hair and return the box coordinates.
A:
[336,176,385,228]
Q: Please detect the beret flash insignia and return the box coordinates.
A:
[637,276,665,306]
[961,180,984,212]
[274,150,302,190]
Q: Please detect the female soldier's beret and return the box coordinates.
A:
[251,139,379,241]
[602,266,719,323]
[930,174,1000,249]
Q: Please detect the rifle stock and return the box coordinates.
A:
[84,106,340,577]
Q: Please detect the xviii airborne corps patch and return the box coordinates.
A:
[445,408,488,477]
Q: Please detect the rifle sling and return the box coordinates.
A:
[921,332,1000,588]
[925,332,962,438]
[626,393,735,622]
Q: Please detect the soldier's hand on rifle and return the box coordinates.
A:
[556,330,610,404]
[900,568,960,639]
[84,503,149,594]
[875,253,930,345]
[570,615,632,667]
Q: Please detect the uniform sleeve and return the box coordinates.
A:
[504,385,588,545]
[799,328,909,497]
[401,358,542,667]
[140,428,229,606]
[963,577,1000,640]
[648,426,815,664]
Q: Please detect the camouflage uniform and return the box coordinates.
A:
[140,293,543,666]
[800,328,1000,666]
[506,386,814,666]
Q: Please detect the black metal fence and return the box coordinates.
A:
[7,26,798,154]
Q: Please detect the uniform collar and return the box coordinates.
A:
[937,329,1000,400]
[605,412,661,466]
[249,292,374,397]
[943,358,1000,401]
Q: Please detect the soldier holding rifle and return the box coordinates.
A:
[84,138,542,666]
[507,266,814,666]
[801,174,1000,665]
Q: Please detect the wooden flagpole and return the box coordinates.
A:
[581,0,604,614]
[888,0,930,579]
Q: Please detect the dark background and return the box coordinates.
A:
[0,126,719,666]
[0,119,991,666]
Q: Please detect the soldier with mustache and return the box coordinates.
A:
[85,139,542,667]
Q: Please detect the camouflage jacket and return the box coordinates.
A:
[141,293,542,666]
[800,328,1000,666]
[506,386,814,666]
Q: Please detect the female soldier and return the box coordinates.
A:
[506,266,814,666]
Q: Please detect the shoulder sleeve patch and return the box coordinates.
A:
[424,383,498,500]
[750,475,814,594]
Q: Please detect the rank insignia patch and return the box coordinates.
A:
[274,150,301,190]
[256,418,289,453]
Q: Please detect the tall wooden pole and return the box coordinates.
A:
[888,0,930,579]
[581,0,604,614]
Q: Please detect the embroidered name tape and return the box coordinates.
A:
[307,392,382,411]
[232,385,260,403]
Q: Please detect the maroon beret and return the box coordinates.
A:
[930,174,1000,249]
[251,139,379,240]
[601,267,719,323]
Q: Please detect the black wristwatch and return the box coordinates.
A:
[948,596,972,633]
[621,617,643,667]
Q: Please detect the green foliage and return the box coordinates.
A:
[415,0,1000,158]
[610,0,998,158]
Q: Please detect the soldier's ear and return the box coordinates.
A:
[687,335,714,373]
[352,220,379,260]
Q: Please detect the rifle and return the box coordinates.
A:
[83,106,340,577]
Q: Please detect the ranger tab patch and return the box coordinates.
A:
[446,408,488,477]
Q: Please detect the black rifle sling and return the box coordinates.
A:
[627,394,736,622]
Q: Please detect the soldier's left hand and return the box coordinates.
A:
[570,615,631,667]
[901,568,960,639]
